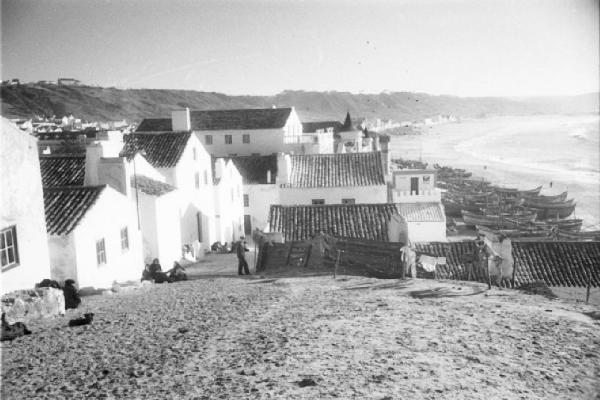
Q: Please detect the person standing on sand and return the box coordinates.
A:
[237,237,250,276]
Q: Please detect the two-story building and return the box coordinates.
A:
[121,132,216,252]
[229,155,280,234]
[277,152,389,205]
[212,158,245,243]
[1,118,51,294]
[137,107,305,157]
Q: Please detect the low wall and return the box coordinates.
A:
[1,287,65,323]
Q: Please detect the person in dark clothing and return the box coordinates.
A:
[168,262,187,282]
[237,237,250,275]
[63,279,81,309]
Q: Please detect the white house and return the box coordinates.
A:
[395,203,447,243]
[229,155,280,234]
[212,158,245,243]
[1,118,51,295]
[136,107,304,157]
[44,185,143,289]
[121,132,216,251]
[277,152,389,205]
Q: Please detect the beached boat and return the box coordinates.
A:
[556,230,600,241]
[520,191,568,203]
[531,218,583,233]
[525,203,576,220]
[494,185,542,196]
[462,210,537,228]
[521,198,575,208]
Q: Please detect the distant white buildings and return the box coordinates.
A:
[0,118,51,295]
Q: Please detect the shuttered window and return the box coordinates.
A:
[0,226,19,271]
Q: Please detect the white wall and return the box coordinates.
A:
[170,136,216,249]
[244,184,280,232]
[71,187,143,289]
[195,128,286,157]
[214,160,245,243]
[0,119,51,294]
[48,235,78,284]
[406,221,447,243]
[278,185,388,205]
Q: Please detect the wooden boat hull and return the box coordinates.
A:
[526,204,576,220]
[521,191,568,203]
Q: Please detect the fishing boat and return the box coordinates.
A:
[556,230,600,241]
[521,198,575,208]
[531,218,583,233]
[520,191,568,203]
[525,203,576,220]
[462,210,537,228]
[494,185,543,196]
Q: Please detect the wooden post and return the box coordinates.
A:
[586,269,592,304]
[400,249,406,280]
[511,259,517,288]
[486,254,492,290]
[333,249,341,279]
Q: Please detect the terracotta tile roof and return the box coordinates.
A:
[268,203,399,242]
[229,155,278,184]
[132,175,176,196]
[136,118,172,132]
[43,186,105,235]
[285,152,385,188]
[302,121,343,133]
[415,241,600,287]
[39,155,85,187]
[512,241,600,287]
[136,108,293,132]
[396,203,445,222]
[121,132,191,168]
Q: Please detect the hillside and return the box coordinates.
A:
[1,83,597,123]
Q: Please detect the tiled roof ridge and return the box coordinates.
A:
[39,154,85,158]
[191,106,292,113]
[43,184,106,191]
[43,185,106,235]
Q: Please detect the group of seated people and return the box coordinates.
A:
[141,259,188,283]
[210,241,241,254]
[37,278,81,309]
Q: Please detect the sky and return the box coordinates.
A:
[1,0,598,97]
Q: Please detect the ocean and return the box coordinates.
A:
[390,114,600,229]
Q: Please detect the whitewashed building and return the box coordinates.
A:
[121,132,216,251]
[390,169,442,203]
[277,152,389,205]
[212,158,245,243]
[229,155,280,234]
[1,118,51,294]
[44,185,143,289]
[395,203,447,243]
[136,107,306,156]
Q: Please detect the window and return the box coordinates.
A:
[312,199,325,205]
[195,172,200,189]
[192,148,197,160]
[242,134,250,144]
[203,170,208,185]
[205,135,213,145]
[120,227,129,252]
[96,239,106,266]
[1,226,19,271]
[243,194,249,207]
[225,135,232,145]
[342,198,355,205]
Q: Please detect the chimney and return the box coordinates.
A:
[84,143,104,185]
[214,158,226,180]
[171,108,191,131]
[276,153,291,185]
[379,134,391,175]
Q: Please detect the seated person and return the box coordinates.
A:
[63,279,81,309]
[141,264,153,282]
[168,262,188,282]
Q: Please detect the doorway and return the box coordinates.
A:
[244,215,252,235]
[410,177,419,195]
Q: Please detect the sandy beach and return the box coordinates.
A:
[390,115,600,229]
[2,254,600,399]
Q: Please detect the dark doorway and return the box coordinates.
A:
[244,215,252,235]
[410,177,419,195]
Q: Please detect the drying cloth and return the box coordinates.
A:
[419,255,447,272]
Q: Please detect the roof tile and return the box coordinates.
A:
[39,155,85,187]
[132,175,176,196]
[396,203,445,222]
[285,152,385,188]
[268,203,399,242]
[229,155,278,184]
[121,132,191,168]
[43,186,105,235]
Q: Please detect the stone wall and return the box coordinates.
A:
[1,287,65,324]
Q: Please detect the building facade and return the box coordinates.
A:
[1,118,51,294]
[212,158,245,243]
